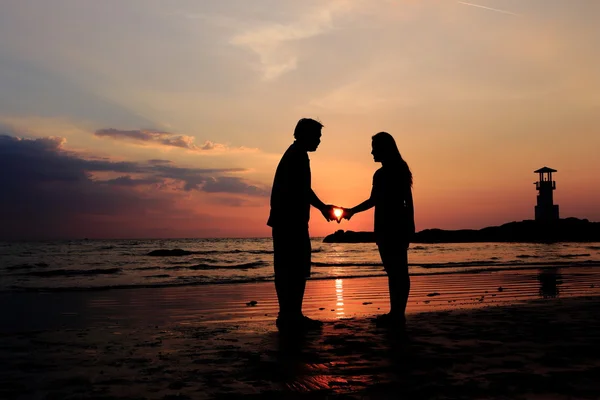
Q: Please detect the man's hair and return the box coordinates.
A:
[294,118,323,139]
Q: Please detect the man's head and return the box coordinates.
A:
[294,118,323,152]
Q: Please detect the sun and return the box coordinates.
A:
[333,208,343,220]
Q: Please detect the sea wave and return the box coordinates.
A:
[417,260,600,268]
[313,262,382,267]
[146,248,275,256]
[8,262,600,293]
[131,261,268,271]
[6,262,50,270]
[313,260,600,269]
[21,268,122,277]
[9,276,275,292]
[188,261,267,270]
[145,248,322,256]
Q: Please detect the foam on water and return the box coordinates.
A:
[1,238,599,292]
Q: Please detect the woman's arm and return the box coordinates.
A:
[349,198,375,215]
[405,186,415,236]
[344,185,375,220]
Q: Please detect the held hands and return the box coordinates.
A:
[321,205,337,222]
[321,205,354,223]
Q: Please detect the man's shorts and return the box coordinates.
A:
[272,227,312,279]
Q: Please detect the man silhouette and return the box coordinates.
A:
[267,118,335,331]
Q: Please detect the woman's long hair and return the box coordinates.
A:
[372,131,413,188]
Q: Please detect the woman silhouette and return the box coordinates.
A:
[345,132,415,328]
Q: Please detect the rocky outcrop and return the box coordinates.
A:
[323,218,600,243]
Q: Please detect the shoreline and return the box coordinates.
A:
[6,261,600,294]
[1,292,599,398]
[3,266,600,333]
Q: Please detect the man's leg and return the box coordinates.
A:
[273,229,292,320]
[274,273,292,318]
[296,229,323,328]
[273,228,321,330]
[290,277,307,318]
[273,228,305,328]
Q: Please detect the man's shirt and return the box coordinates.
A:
[267,142,311,229]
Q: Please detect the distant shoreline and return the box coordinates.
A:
[324,217,600,243]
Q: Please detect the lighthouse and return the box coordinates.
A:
[534,167,559,222]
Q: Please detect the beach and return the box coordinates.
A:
[2,267,600,399]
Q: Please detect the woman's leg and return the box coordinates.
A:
[379,243,410,321]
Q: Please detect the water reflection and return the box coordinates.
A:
[538,268,563,298]
[335,279,345,318]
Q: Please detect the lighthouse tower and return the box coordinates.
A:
[534,167,559,222]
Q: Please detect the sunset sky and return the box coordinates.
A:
[1,0,599,240]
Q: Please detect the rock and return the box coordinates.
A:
[323,218,600,244]
[147,249,193,257]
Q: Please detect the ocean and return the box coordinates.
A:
[2,239,600,293]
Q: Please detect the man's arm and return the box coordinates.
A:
[310,189,334,221]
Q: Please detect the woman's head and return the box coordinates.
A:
[371,131,413,187]
[371,132,403,163]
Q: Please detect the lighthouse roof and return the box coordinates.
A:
[534,166,557,173]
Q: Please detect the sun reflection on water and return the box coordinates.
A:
[335,278,345,318]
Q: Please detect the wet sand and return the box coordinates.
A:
[1,267,600,399]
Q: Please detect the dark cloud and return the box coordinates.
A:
[203,176,270,197]
[208,196,253,207]
[99,176,162,187]
[95,128,227,152]
[0,135,170,240]
[82,159,143,173]
[148,159,172,165]
[150,164,249,192]
[1,135,87,184]
[0,134,270,239]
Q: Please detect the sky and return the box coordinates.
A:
[1,0,599,240]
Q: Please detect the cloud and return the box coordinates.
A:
[0,134,169,239]
[100,176,163,187]
[0,133,270,239]
[94,128,255,153]
[199,140,228,151]
[148,163,252,193]
[202,176,270,197]
[148,159,172,165]
[94,128,204,151]
[457,2,521,17]
[230,2,361,80]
